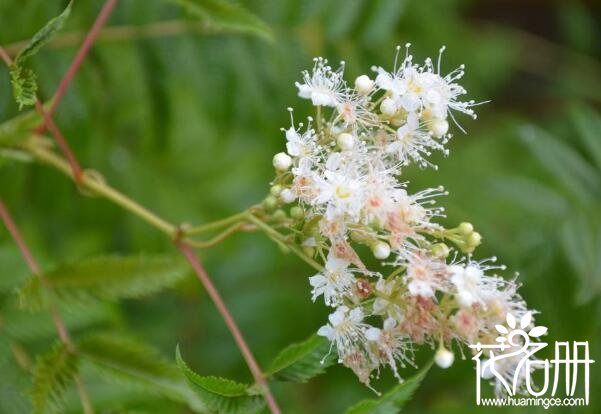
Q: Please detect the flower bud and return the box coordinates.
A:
[458,222,474,235]
[380,98,397,117]
[337,133,355,151]
[372,241,391,260]
[429,118,449,138]
[270,184,283,196]
[468,232,482,247]
[280,188,296,204]
[435,347,455,369]
[354,75,374,95]
[273,209,287,221]
[430,243,450,259]
[302,246,315,257]
[272,152,292,171]
[290,206,304,220]
[262,195,278,211]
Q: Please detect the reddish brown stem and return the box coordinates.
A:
[36,0,119,134]
[176,241,281,414]
[0,198,95,414]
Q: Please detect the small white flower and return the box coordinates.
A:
[309,253,355,306]
[296,57,346,107]
[450,258,507,308]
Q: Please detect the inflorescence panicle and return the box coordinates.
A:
[264,45,535,395]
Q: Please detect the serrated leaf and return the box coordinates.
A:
[9,1,72,109]
[30,341,79,414]
[176,346,264,414]
[267,334,336,382]
[77,333,206,413]
[10,65,38,110]
[18,255,189,310]
[344,361,432,414]
[167,0,273,40]
[2,301,118,342]
[14,1,73,64]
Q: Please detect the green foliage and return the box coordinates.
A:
[9,65,38,110]
[8,1,72,109]
[30,341,79,414]
[0,108,42,145]
[167,0,273,40]
[175,346,264,414]
[267,334,335,382]
[77,333,206,413]
[18,255,189,310]
[1,302,118,342]
[344,362,432,414]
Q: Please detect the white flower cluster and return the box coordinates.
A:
[265,45,536,392]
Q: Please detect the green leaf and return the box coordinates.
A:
[10,65,38,110]
[14,1,73,64]
[519,124,600,202]
[30,341,79,414]
[571,105,601,171]
[344,361,432,414]
[1,301,119,342]
[77,333,206,413]
[18,255,189,310]
[175,346,265,414]
[0,108,42,145]
[167,0,273,40]
[9,1,73,109]
[267,334,336,382]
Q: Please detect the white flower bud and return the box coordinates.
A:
[280,188,296,204]
[372,242,391,260]
[337,133,355,151]
[429,118,449,138]
[354,75,374,95]
[435,347,455,369]
[380,98,397,117]
[272,152,292,171]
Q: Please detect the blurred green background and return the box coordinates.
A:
[1,0,600,412]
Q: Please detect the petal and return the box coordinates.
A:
[365,327,381,341]
[317,325,334,340]
[308,274,326,287]
[495,324,508,334]
[383,317,397,331]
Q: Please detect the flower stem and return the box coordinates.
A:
[186,211,249,235]
[22,139,176,237]
[246,213,324,272]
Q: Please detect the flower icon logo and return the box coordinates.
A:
[494,312,547,347]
